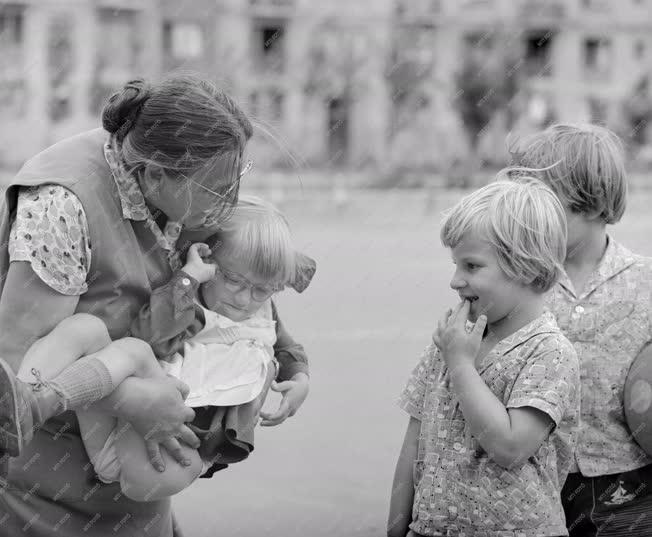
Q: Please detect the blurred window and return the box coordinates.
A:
[48,16,74,122]
[252,20,286,74]
[634,39,646,60]
[91,8,141,113]
[248,87,284,122]
[524,31,554,77]
[581,0,610,10]
[249,0,294,6]
[163,21,204,60]
[0,5,22,45]
[464,31,494,51]
[395,0,442,17]
[587,96,608,123]
[583,37,611,80]
[0,4,26,118]
[248,91,259,116]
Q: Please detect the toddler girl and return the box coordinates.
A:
[6,195,311,501]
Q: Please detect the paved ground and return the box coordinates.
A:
[173,188,652,536]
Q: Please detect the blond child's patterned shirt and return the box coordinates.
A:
[399,312,580,537]
[546,236,652,477]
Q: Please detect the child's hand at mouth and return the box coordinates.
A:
[432,300,487,373]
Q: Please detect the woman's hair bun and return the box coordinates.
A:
[101,79,151,139]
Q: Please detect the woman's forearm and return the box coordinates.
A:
[387,417,419,537]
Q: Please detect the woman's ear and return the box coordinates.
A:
[138,164,163,198]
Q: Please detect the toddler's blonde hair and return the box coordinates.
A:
[512,123,627,224]
[440,173,567,293]
[210,195,296,287]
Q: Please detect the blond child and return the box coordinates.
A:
[4,195,311,502]
[388,177,580,537]
[514,123,652,537]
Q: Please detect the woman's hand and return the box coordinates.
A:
[98,375,200,472]
[181,243,216,284]
[432,300,487,373]
[260,372,310,427]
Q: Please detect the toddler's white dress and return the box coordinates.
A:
[92,300,276,482]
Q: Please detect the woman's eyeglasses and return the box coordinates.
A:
[188,159,253,201]
[216,263,282,301]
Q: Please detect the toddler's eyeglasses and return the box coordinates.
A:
[187,159,254,201]
[216,263,282,301]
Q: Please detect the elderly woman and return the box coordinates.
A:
[0,75,309,536]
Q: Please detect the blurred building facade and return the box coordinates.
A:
[1,0,651,173]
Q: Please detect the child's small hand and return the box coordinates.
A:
[432,300,487,373]
[260,372,310,427]
[182,243,216,284]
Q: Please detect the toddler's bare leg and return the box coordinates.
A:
[91,337,166,386]
[3,314,114,456]
[17,313,111,381]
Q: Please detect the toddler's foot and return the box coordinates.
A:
[0,358,22,457]
[0,360,67,457]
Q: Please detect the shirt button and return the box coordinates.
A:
[575,305,585,314]
[181,277,191,286]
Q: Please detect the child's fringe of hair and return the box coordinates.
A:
[211,195,297,287]
[440,171,567,293]
[509,123,627,224]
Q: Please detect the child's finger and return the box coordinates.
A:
[260,400,291,426]
[472,315,488,338]
[270,380,294,393]
[458,300,471,323]
[449,301,465,324]
[145,440,165,472]
[196,243,211,257]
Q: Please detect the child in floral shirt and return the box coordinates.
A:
[388,176,580,537]
[516,123,652,537]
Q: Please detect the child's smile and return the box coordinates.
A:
[449,234,543,338]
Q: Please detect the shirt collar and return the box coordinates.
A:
[480,311,560,371]
[103,135,155,222]
[557,235,636,298]
[103,134,182,256]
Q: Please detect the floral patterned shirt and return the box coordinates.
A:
[399,312,580,537]
[546,236,652,477]
[9,185,91,295]
[8,135,182,294]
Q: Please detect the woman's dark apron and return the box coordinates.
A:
[0,129,179,536]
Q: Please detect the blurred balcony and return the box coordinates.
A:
[248,0,295,18]
[395,0,442,24]
[580,0,611,13]
[518,0,566,24]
